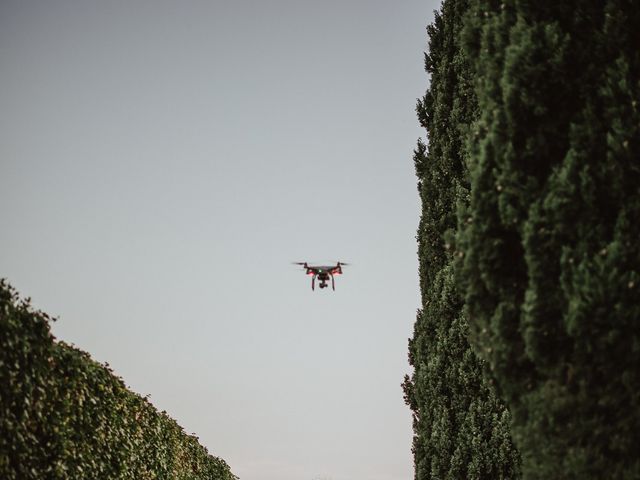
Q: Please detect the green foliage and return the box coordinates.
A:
[0,279,236,480]
[458,0,640,478]
[403,0,520,478]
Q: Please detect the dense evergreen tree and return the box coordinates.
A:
[403,1,520,478]
[458,1,640,478]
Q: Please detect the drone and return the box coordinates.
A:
[293,261,349,291]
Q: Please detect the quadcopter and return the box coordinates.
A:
[293,262,349,291]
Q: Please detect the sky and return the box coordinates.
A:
[0,1,439,479]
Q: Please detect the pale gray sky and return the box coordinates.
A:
[0,1,438,479]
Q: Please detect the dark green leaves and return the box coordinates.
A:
[405,1,520,478]
[458,0,640,477]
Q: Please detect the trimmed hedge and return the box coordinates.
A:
[0,279,236,480]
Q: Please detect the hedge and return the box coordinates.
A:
[0,279,236,480]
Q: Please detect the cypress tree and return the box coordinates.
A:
[458,1,640,478]
[403,1,520,478]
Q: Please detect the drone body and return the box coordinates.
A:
[294,262,348,291]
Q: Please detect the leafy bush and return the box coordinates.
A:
[0,279,236,480]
